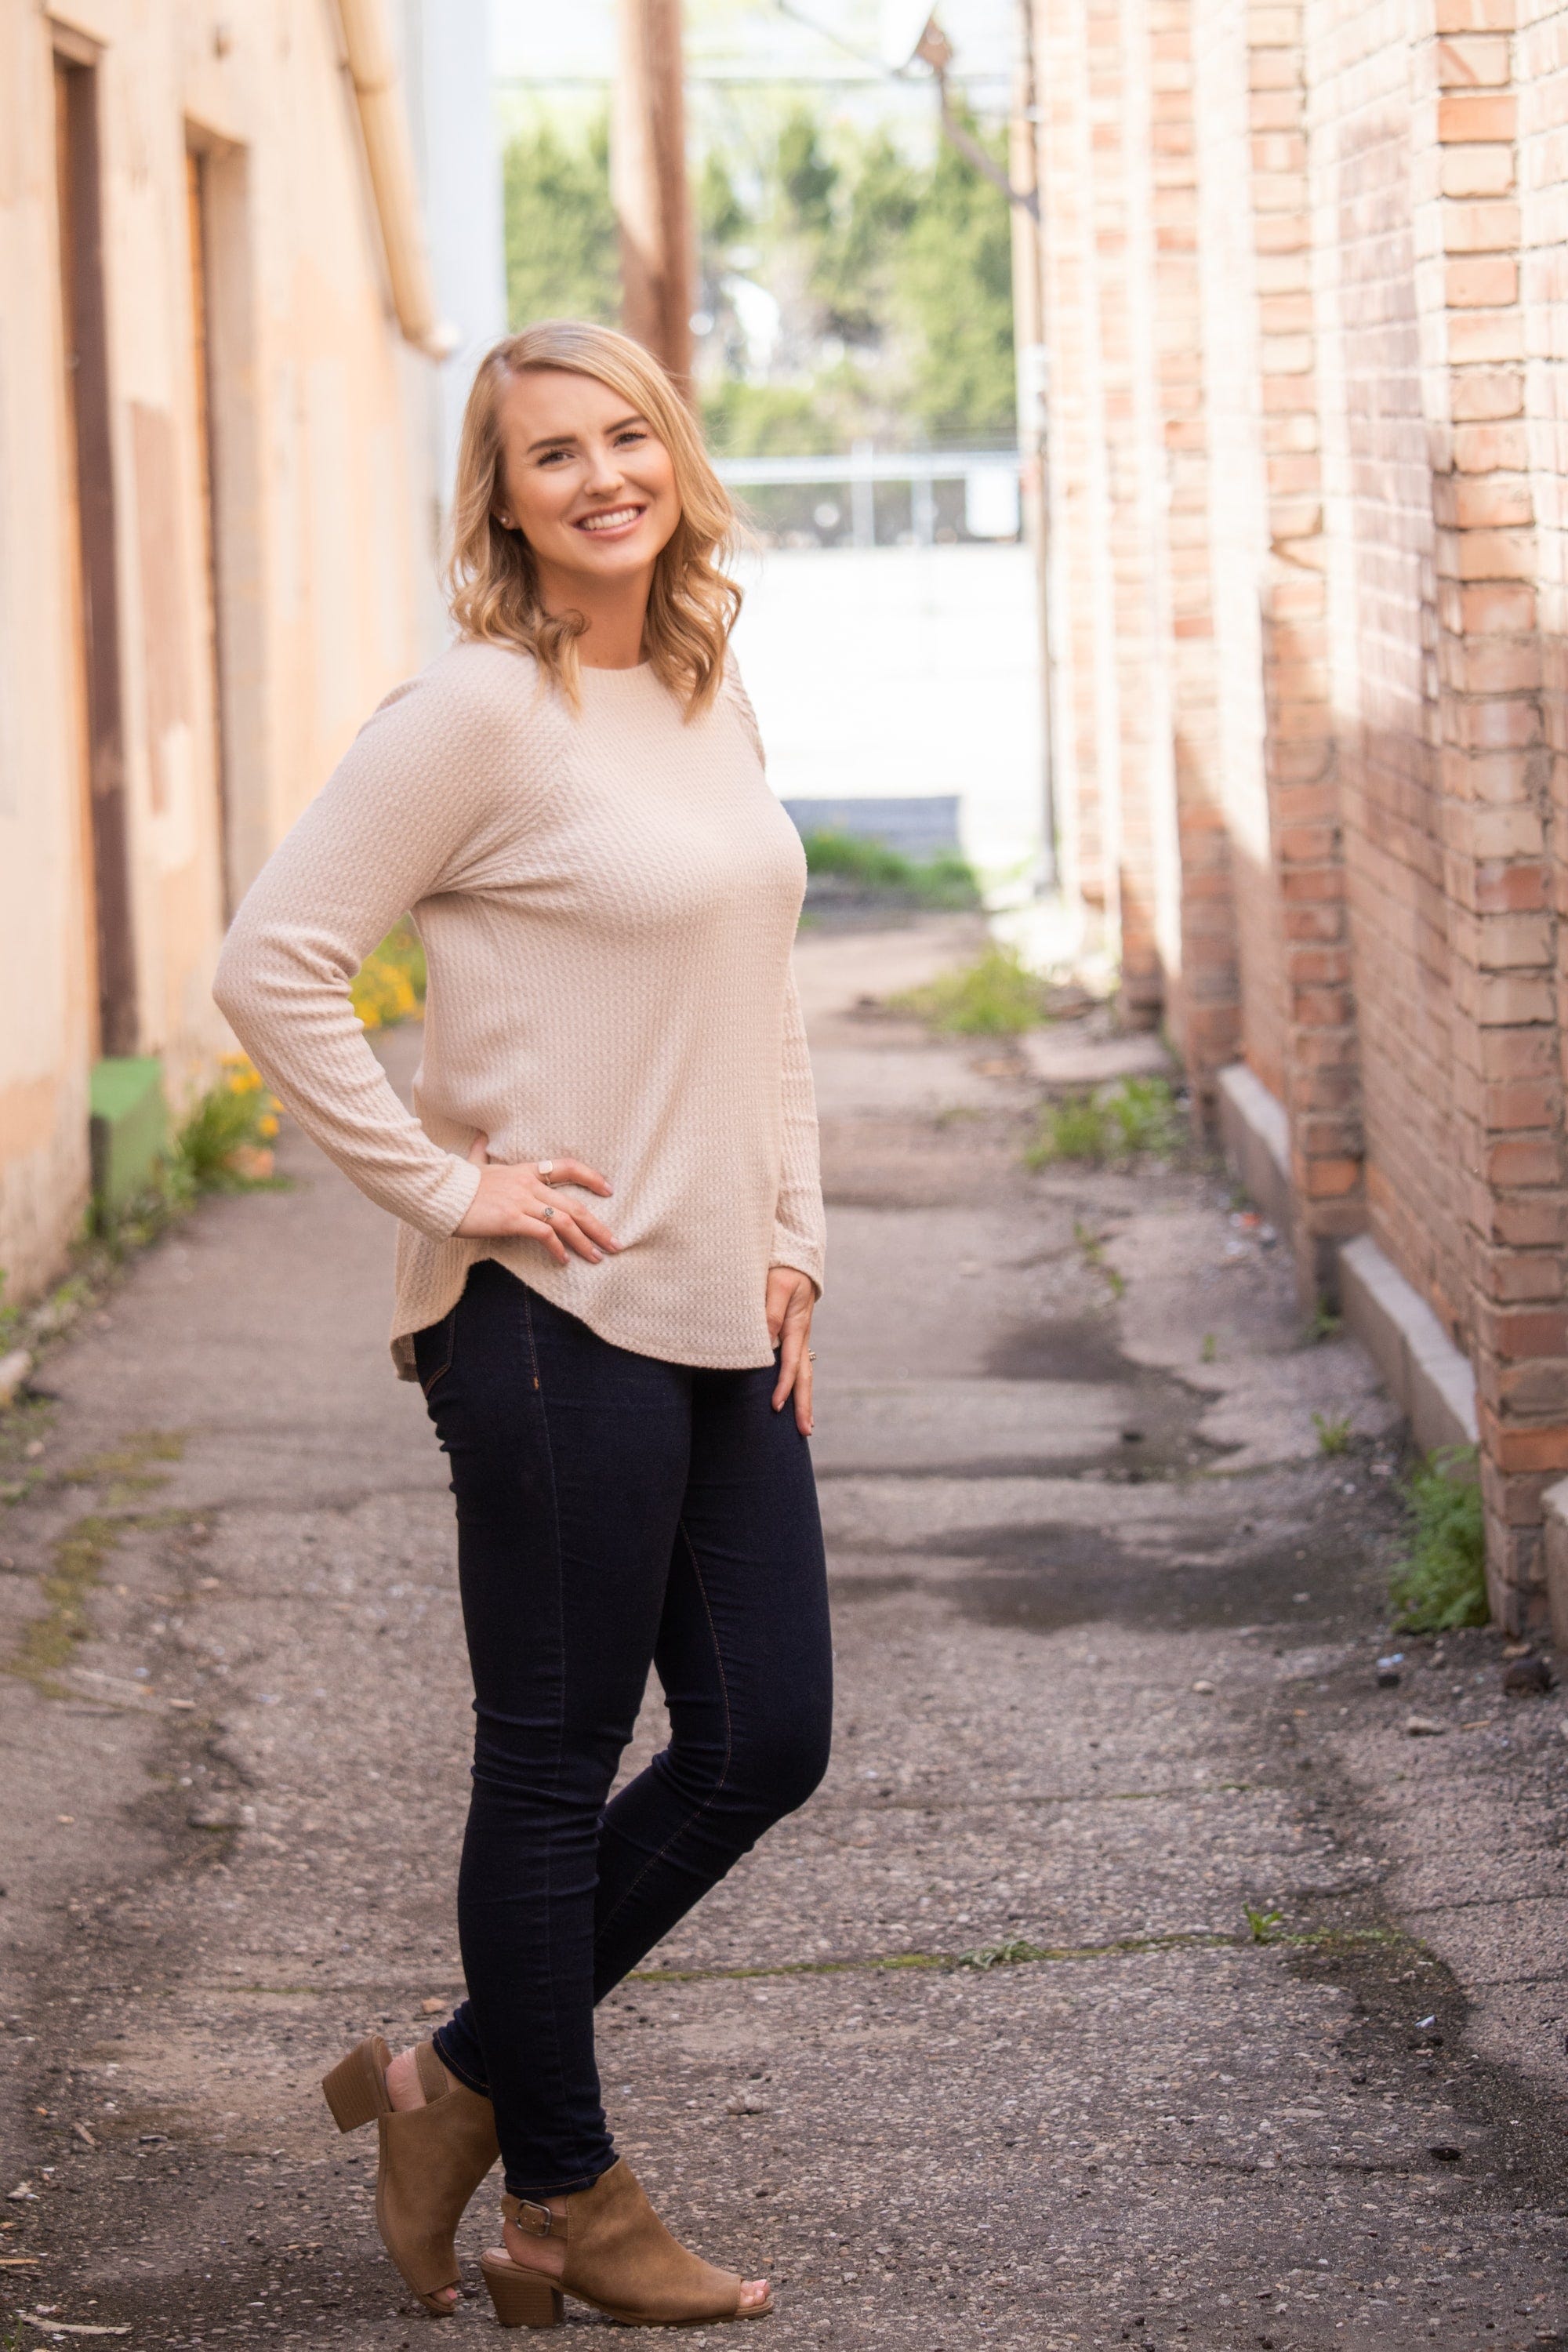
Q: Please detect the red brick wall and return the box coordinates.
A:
[1033,0,1568,1617]
[1195,0,1290,1103]
[1308,0,1460,1314]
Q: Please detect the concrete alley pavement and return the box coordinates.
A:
[6,916,1568,2350]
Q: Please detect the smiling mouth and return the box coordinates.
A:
[575,505,646,534]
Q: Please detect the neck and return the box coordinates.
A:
[535,561,653,670]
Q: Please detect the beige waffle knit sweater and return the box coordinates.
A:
[213,641,823,1377]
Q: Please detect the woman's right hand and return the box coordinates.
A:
[455,1134,620,1266]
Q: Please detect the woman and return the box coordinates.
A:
[213,321,832,2329]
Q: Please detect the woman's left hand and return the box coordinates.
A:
[766,1267,816,1436]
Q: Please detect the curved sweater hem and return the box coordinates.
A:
[390,1253,779,1379]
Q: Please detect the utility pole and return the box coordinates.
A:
[612,0,694,390]
[1007,0,1056,892]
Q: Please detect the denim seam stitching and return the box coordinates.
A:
[515,1281,584,2190]
[429,2025,488,2100]
[593,1516,734,1938]
[419,1305,458,1400]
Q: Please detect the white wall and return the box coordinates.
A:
[729,543,1044,887]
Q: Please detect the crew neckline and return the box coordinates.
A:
[578,658,654,681]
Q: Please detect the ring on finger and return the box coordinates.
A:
[808,1350,817,1360]
[541,1205,556,1222]
[538,1159,555,1181]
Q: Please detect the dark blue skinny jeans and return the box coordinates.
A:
[412,1260,833,2198]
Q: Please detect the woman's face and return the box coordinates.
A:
[494,367,681,591]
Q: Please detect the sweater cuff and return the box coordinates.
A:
[769,1233,824,1300]
[427,1152,484,1240]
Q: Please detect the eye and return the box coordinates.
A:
[536,447,571,466]
[615,428,648,447]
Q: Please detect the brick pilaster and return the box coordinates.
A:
[1417,0,1567,1621]
[1250,0,1366,1301]
[1150,0,1243,1101]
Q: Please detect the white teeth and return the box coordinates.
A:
[578,507,641,532]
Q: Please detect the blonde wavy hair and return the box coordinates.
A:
[446,321,742,718]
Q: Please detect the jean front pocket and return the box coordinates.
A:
[413,1304,459,1403]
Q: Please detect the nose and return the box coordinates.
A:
[582,441,625,498]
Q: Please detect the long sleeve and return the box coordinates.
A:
[770,964,826,1295]
[212,664,517,1239]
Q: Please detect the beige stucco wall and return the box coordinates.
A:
[0,0,436,1307]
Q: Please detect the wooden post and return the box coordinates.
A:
[612,0,694,388]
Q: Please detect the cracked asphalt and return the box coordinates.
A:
[5,913,1568,2349]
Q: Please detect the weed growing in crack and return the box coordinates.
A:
[1390,1446,1487,1633]
[1245,1905,1286,1944]
[1073,1221,1127,1301]
[1025,1077,1181,1167]
[1313,1410,1354,1457]
[1304,1298,1342,1345]
[5,1429,187,1693]
[890,944,1054,1035]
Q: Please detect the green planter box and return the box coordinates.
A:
[89,1056,166,1219]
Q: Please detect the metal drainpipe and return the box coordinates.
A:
[1010,0,1058,895]
[336,0,459,359]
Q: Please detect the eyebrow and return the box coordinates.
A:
[525,412,648,456]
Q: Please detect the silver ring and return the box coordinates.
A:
[541,1205,556,1221]
[538,1159,555,1181]
[808,1351,817,1361]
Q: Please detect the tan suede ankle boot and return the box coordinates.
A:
[479,2158,770,2328]
[322,2034,499,2316]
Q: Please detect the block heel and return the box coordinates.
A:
[320,2034,499,2317]
[321,2035,390,2132]
[481,2252,564,2328]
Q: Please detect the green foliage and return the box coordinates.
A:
[778,107,837,235]
[699,149,749,252]
[504,115,619,330]
[891,944,1053,1036]
[1313,1410,1353,1457]
[891,118,1017,438]
[800,829,979,909]
[1025,1078,1181,1167]
[351,918,427,1031]
[167,1058,283,1200]
[1244,1905,1285,1945]
[499,99,1014,451]
[1390,1446,1489,1632]
[702,379,843,459]
[1305,1298,1343,1345]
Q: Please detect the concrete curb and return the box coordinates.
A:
[1543,1480,1568,1650]
[1337,1235,1477,1457]
[1216,1063,1293,1243]
[1217,1063,1478,1461]
[0,1347,33,1410]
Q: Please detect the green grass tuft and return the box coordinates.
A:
[891,942,1054,1034]
[1025,1076,1181,1167]
[1312,1410,1353,1457]
[1389,1445,1488,1632]
[800,829,981,910]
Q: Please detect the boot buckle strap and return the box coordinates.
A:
[514,2199,560,2238]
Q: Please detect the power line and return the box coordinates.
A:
[493,71,1011,90]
